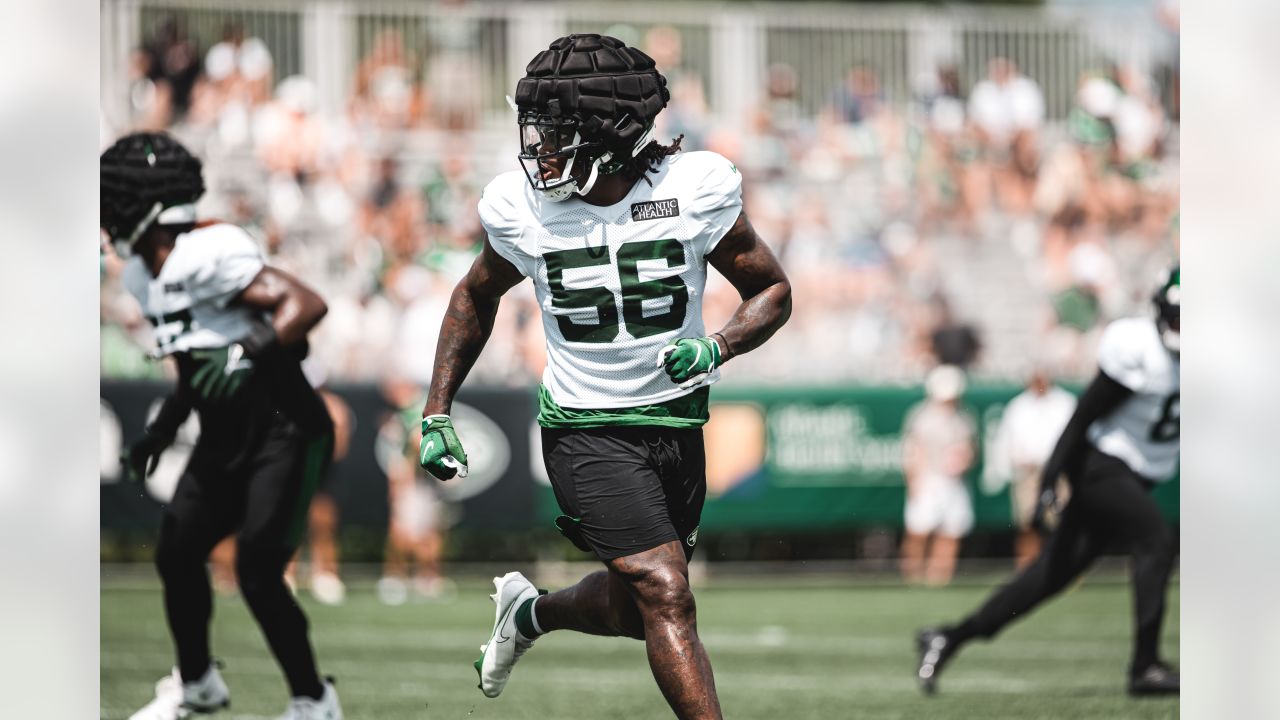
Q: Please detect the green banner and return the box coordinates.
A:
[539,384,1179,532]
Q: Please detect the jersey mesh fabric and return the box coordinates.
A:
[1087,317,1180,481]
[122,223,267,356]
[481,151,742,409]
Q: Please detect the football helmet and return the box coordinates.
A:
[101,132,205,256]
[1153,265,1180,354]
[513,34,669,202]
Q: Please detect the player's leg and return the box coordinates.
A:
[569,428,719,718]
[899,531,928,584]
[476,427,721,718]
[531,568,645,638]
[133,460,237,718]
[916,487,1106,693]
[609,540,722,720]
[1081,458,1178,690]
[308,492,340,578]
[902,482,944,584]
[924,481,973,586]
[235,428,333,703]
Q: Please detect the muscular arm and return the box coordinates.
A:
[1040,370,1134,488]
[705,211,792,361]
[235,266,329,348]
[422,240,525,416]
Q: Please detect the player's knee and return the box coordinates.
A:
[612,609,647,640]
[154,526,200,580]
[632,567,697,627]
[234,545,288,602]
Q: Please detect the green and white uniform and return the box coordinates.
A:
[479,150,742,426]
[122,223,267,357]
[1089,317,1180,481]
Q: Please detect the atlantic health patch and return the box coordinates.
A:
[631,199,680,222]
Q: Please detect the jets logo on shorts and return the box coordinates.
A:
[686,526,699,548]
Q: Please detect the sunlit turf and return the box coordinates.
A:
[102,570,1178,719]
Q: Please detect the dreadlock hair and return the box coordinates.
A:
[101,132,205,244]
[628,133,685,186]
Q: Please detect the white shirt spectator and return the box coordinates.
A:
[205,36,273,83]
[969,75,1045,145]
[992,385,1077,476]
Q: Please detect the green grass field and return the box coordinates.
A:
[102,572,1178,719]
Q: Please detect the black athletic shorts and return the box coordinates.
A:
[542,425,706,562]
[166,415,333,554]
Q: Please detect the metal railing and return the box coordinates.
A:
[101,0,1177,131]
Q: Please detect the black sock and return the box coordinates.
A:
[946,619,980,646]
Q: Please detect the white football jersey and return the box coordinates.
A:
[480,150,743,409]
[122,223,267,357]
[1087,316,1180,481]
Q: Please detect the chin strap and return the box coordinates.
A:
[540,122,658,202]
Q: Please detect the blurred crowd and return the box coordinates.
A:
[101,17,1180,388]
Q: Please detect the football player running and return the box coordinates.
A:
[104,133,343,720]
[915,267,1181,697]
[417,34,791,719]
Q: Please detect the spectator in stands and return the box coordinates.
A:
[644,25,710,150]
[140,16,203,126]
[422,0,485,131]
[205,22,273,104]
[900,365,976,586]
[193,22,274,147]
[359,154,428,277]
[830,64,884,126]
[968,57,1044,217]
[914,65,981,235]
[929,296,982,370]
[351,29,423,130]
[987,368,1077,567]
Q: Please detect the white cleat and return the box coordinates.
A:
[309,572,346,606]
[129,664,230,720]
[474,571,542,698]
[276,679,342,720]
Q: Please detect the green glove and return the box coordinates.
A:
[419,414,469,481]
[657,336,721,389]
[190,345,254,403]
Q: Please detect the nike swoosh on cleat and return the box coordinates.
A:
[492,593,519,644]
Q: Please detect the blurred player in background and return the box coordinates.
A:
[416,34,791,719]
[376,378,453,605]
[285,370,354,607]
[988,367,1077,567]
[917,267,1180,697]
[105,132,343,719]
[900,365,976,587]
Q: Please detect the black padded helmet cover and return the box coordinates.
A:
[101,132,205,243]
[515,34,670,156]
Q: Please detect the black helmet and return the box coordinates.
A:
[1153,265,1180,354]
[513,34,670,202]
[100,132,204,253]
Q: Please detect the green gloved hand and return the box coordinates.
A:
[419,414,469,481]
[190,344,254,403]
[657,336,721,389]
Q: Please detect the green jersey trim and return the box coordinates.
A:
[537,384,710,429]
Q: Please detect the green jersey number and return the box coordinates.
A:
[544,238,689,343]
